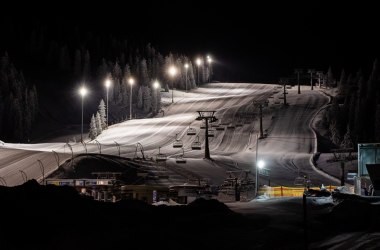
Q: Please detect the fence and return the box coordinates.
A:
[259,185,338,197]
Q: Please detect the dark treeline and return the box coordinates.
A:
[0,21,212,141]
[0,53,38,142]
[324,59,380,148]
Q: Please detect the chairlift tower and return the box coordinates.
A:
[294,69,303,94]
[279,78,289,106]
[316,71,323,88]
[196,111,218,159]
[253,100,268,139]
[308,69,316,90]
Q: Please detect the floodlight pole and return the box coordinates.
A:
[255,134,259,196]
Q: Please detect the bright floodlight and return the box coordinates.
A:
[79,86,87,97]
[153,80,160,89]
[257,160,265,169]
[105,79,111,88]
[196,58,202,66]
[184,63,189,69]
[128,77,135,85]
[207,57,212,63]
[168,66,177,77]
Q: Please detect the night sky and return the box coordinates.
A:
[4,0,380,82]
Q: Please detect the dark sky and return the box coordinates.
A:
[5,0,380,82]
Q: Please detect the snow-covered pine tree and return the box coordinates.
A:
[137,86,143,109]
[89,114,97,140]
[338,69,347,95]
[143,86,151,113]
[98,99,107,129]
[113,62,122,80]
[340,125,353,149]
[188,62,196,89]
[96,112,103,135]
[327,66,334,88]
[140,59,150,86]
[157,86,161,111]
[152,85,157,114]
[329,121,341,147]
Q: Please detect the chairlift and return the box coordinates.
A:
[227,123,235,129]
[200,120,206,129]
[236,118,243,127]
[208,129,215,137]
[191,136,202,150]
[156,147,167,162]
[216,125,225,131]
[187,125,197,135]
[176,148,187,164]
[173,133,183,148]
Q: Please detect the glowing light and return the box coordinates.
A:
[184,63,189,69]
[128,78,135,85]
[105,79,111,88]
[196,58,202,66]
[79,86,88,97]
[168,66,177,77]
[153,80,160,89]
[258,160,265,169]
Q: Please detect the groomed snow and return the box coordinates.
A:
[1,83,338,187]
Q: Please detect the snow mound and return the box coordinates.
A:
[335,186,352,194]
[256,194,270,201]
[310,196,334,206]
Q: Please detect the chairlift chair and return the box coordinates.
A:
[173,133,183,148]
[227,123,235,129]
[216,125,225,131]
[175,156,187,163]
[156,147,167,162]
[187,127,197,135]
[208,129,215,137]
[200,120,206,129]
[191,136,202,150]
[175,148,187,163]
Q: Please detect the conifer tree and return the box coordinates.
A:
[89,114,97,140]
[98,99,106,129]
[96,112,102,135]
[140,59,149,85]
[143,86,151,113]
[137,86,143,109]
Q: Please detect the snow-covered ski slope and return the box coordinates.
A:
[0,83,339,187]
